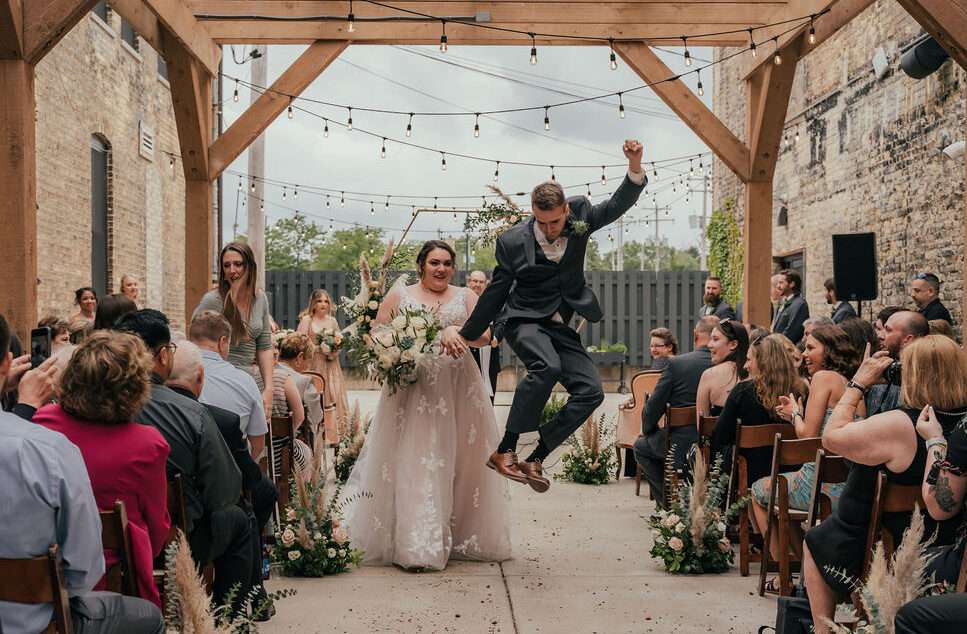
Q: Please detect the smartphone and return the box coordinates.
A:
[30,327,52,368]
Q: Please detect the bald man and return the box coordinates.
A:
[467,270,488,296]
[466,270,501,402]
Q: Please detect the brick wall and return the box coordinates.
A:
[712,1,966,324]
[33,8,187,328]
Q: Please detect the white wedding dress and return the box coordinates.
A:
[343,285,512,570]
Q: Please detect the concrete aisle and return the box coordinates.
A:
[260,392,777,633]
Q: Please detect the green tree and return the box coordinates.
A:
[602,239,701,271]
[264,213,326,270]
[585,238,611,271]
[312,226,387,271]
[706,199,743,305]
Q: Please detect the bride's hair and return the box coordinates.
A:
[416,240,457,277]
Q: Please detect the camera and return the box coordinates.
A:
[884,361,902,386]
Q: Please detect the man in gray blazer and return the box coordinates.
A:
[633,316,717,506]
[449,140,646,494]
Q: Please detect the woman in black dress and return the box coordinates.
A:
[695,319,749,423]
[803,335,967,633]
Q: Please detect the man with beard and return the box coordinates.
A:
[697,277,735,322]
[865,310,928,415]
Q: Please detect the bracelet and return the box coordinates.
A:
[925,437,949,451]
[846,379,869,395]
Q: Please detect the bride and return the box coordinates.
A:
[343,240,512,570]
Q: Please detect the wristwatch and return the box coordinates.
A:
[846,379,868,394]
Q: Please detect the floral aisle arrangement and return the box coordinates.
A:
[557,413,618,485]
[272,433,366,576]
[334,401,371,483]
[649,453,747,574]
[164,530,295,631]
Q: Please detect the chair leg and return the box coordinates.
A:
[758,506,772,596]
[778,508,791,597]
[635,464,642,497]
[615,444,623,481]
[739,507,750,577]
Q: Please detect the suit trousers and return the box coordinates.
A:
[894,595,967,633]
[189,505,254,613]
[504,320,604,451]
[632,427,697,506]
[70,592,164,634]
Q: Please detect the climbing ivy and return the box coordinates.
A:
[706,198,744,307]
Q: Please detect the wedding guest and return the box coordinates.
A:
[910,272,953,324]
[72,286,98,323]
[838,316,879,357]
[803,335,967,633]
[709,334,803,486]
[769,273,784,322]
[771,269,810,344]
[37,315,70,351]
[634,316,716,506]
[193,242,274,417]
[697,276,736,321]
[872,305,903,342]
[93,293,138,330]
[824,278,857,323]
[695,319,749,422]
[116,309,251,615]
[866,310,928,416]
[466,271,501,401]
[34,331,170,607]
[928,318,956,341]
[648,327,678,371]
[750,325,861,587]
[68,314,93,344]
[120,274,141,304]
[297,288,348,429]
[189,311,268,461]
[0,313,165,634]
[276,332,324,430]
[802,316,834,340]
[466,270,489,295]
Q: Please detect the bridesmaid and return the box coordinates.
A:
[297,289,349,433]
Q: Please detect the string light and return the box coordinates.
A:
[347,107,353,130]
[440,152,447,171]
[168,156,175,170]
[689,159,694,176]
[370,201,375,215]
[773,38,783,65]
[550,165,556,181]
[233,79,239,103]
[380,137,387,158]
[347,0,354,32]
[406,113,413,137]
[652,164,659,181]
[608,38,618,70]
[282,186,287,200]
[385,195,390,209]
[618,92,625,119]
[682,37,692,66]
[250,179,256,192]
[697,69,704,97]
[749,28,757,57]
[587,184,592,197]
[237,177,242,191]
[601,166,607,186]
[287,104,293,119]
[808,15,816,44]
[493,161,500,182]
[439,20,448,52]
[433,197,438,209]
[795,126,801,143]
[529,33,537,65]
[544,106,550,131]
[293,186,299,198]
[323,119,329,138]
[340,191,345,206]
[473,114,480,138]
[326,194,331,208]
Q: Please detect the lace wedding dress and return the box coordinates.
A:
[343,285,512,570]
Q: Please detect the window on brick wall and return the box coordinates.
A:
[120,16,139,52]
[91,1,109,23]
[157,54,168,81]
[91,135,112,298]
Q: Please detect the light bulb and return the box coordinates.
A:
[749,29,757,57]
[439,34,448,53]
[233,81,239,103]
[697,75,704,97]
[529,34,537,65]
[237,177,242,191]
[473,114,480,138]
[544,107,550,131]
[601,166,607,186]
[618,93,625,119]
[287,105,293,119]
[683,38,691,66]
[347,108,353,130]
[773,39,782,65]
[282,187,287,200]
[406,113,413,137]
[493,162,500,182]
[380,138,386,158]
[608,39,618,71]
[550,166,555,181]
[809,21,816,45]
[441,153,447,171]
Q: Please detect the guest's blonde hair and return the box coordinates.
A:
[750,335,806,413]
[299,289,332,320]
[278,332,314,361]
[900,335,967,411]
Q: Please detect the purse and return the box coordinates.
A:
[760,584,813,634]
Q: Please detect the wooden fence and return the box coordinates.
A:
[267,269,709,367]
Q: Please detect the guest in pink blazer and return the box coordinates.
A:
[35,331,170,607]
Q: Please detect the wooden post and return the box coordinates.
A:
[0,59,37,341]
[185,179,213,320]
[743,181,773,326]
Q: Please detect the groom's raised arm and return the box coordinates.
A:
[459,238,514,341]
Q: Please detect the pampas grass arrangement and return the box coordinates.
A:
[557,413,618,485]
[335,401,370,483]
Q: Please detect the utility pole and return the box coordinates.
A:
[616,216,625,271]
[688,174,711,270]
[640,205,674,272]
[247,46,267,289]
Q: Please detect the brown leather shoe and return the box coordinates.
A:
[518,460,551,493]
[486,451,528,484]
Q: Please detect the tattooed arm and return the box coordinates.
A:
[917,406,967,521]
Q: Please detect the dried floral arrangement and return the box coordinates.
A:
[557,413,618,485]
[334,401,371,483]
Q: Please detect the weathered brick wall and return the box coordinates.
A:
[712,1,966,324]
[33,9,186,328]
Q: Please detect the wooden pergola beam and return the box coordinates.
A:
[22,0,98,64]
[110,0,163,53]
[139,0,221,76]
[616,41,751,182]
[896,0,967,70]
[208,39,347,180]
[0,0,23,58]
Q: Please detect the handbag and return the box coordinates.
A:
[759,584,813,634]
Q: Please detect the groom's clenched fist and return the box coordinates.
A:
[623,139,644,172]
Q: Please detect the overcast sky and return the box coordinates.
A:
[219,43,718,257]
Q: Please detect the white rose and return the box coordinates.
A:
[333,527,349,545]
[281,529,296,546]
[718,538,732,553]
[391,315,407,330]
[651,530,662,539]
[668,537,684,552]
[287,550,301,560]
[327,548,337,558]
[717,522,726,533]
[661,514,680,528]
[339,549,346,557]
[313,532,322,541]
[285,509,297,522]
[368,301,379,310]
[674,523,685,534]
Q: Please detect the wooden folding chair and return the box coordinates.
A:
[615,371,660,483]
[269,414,296,514]
[99,500,139,598]
[730,422,797,577]
[698,415,719,466]
[804,449,850,531]
[758,436,822,597]
[0,544,73,634]
[662,405,697,508]
[860,472,924,581]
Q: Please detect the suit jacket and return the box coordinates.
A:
[919,298,953,325]
[830,301,857,324]
[459,174,645,340]
[698,298,736,322]
[772,293,810,343]
[641,346,712,444]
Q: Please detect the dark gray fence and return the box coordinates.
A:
[267,269,708,367]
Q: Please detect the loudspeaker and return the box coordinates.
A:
[832,233,877,301]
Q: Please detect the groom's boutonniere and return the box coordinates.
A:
[563,219,589,238]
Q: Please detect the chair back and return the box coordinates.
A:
[665,405,697,430]
[99,500,139,597]
[270,414,295,511]
[166,473,189,538]
[697,415,718,464]
[728,423,796,503]
[628,371,662,411]
[805,450,850,529]
[861,472,924,580]
[0,544,73,633]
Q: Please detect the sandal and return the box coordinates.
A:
[763,577,781,596]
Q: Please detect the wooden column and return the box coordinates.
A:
[0,59,37,341]
[743,181,773,326]
[185,179,213,319]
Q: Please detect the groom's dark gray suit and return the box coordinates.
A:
[459,174,645,450]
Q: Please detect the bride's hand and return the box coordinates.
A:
[440,325,469,358]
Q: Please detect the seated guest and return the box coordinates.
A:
[0,313,164,634]
[802,316,835,341]
[698,276,736,321]
[189,311,269,461]
[115,309,251,614]
[928,318,956,341]
[276,332,324,430]
[750,325,860,584]
[867,310,928,416]
[634,316,716,506]
[273,333,318,474]
[72,287,98,323]
[648,327,678,371]
[34,331,170,607]
[696,319,749,421]
[910,272,953,324]
[872,305,903,342]
[823,278,857,324]
[895,594,967,632]
[803,335,967,633]
[838,316,879,357]
[93,293,138,330]
[68,314,93,344]
[709,334,803,486]
[37,315,70,351]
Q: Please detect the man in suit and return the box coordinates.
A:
[824,277,857,324]
[771,269,810,343]
[447,139,646,494]
[910,272,953,324]
[633,316,716,507]
[466,270,501,402]
[698,276,736,322]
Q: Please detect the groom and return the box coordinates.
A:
[443,139,646,493]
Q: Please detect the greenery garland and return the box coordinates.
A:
[705,198,744,307]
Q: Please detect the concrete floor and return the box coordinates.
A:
[261,392,777,633]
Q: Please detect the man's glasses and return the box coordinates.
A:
[154,342,178,356]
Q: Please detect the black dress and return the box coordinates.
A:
[804,409,960,597]
[709,380,789,485]
[923,410,967,585]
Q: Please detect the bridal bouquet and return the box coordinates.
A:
[315,328,344,356]
[557,413,618,485]
[649,453,747,574]
[362,307,441,394]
